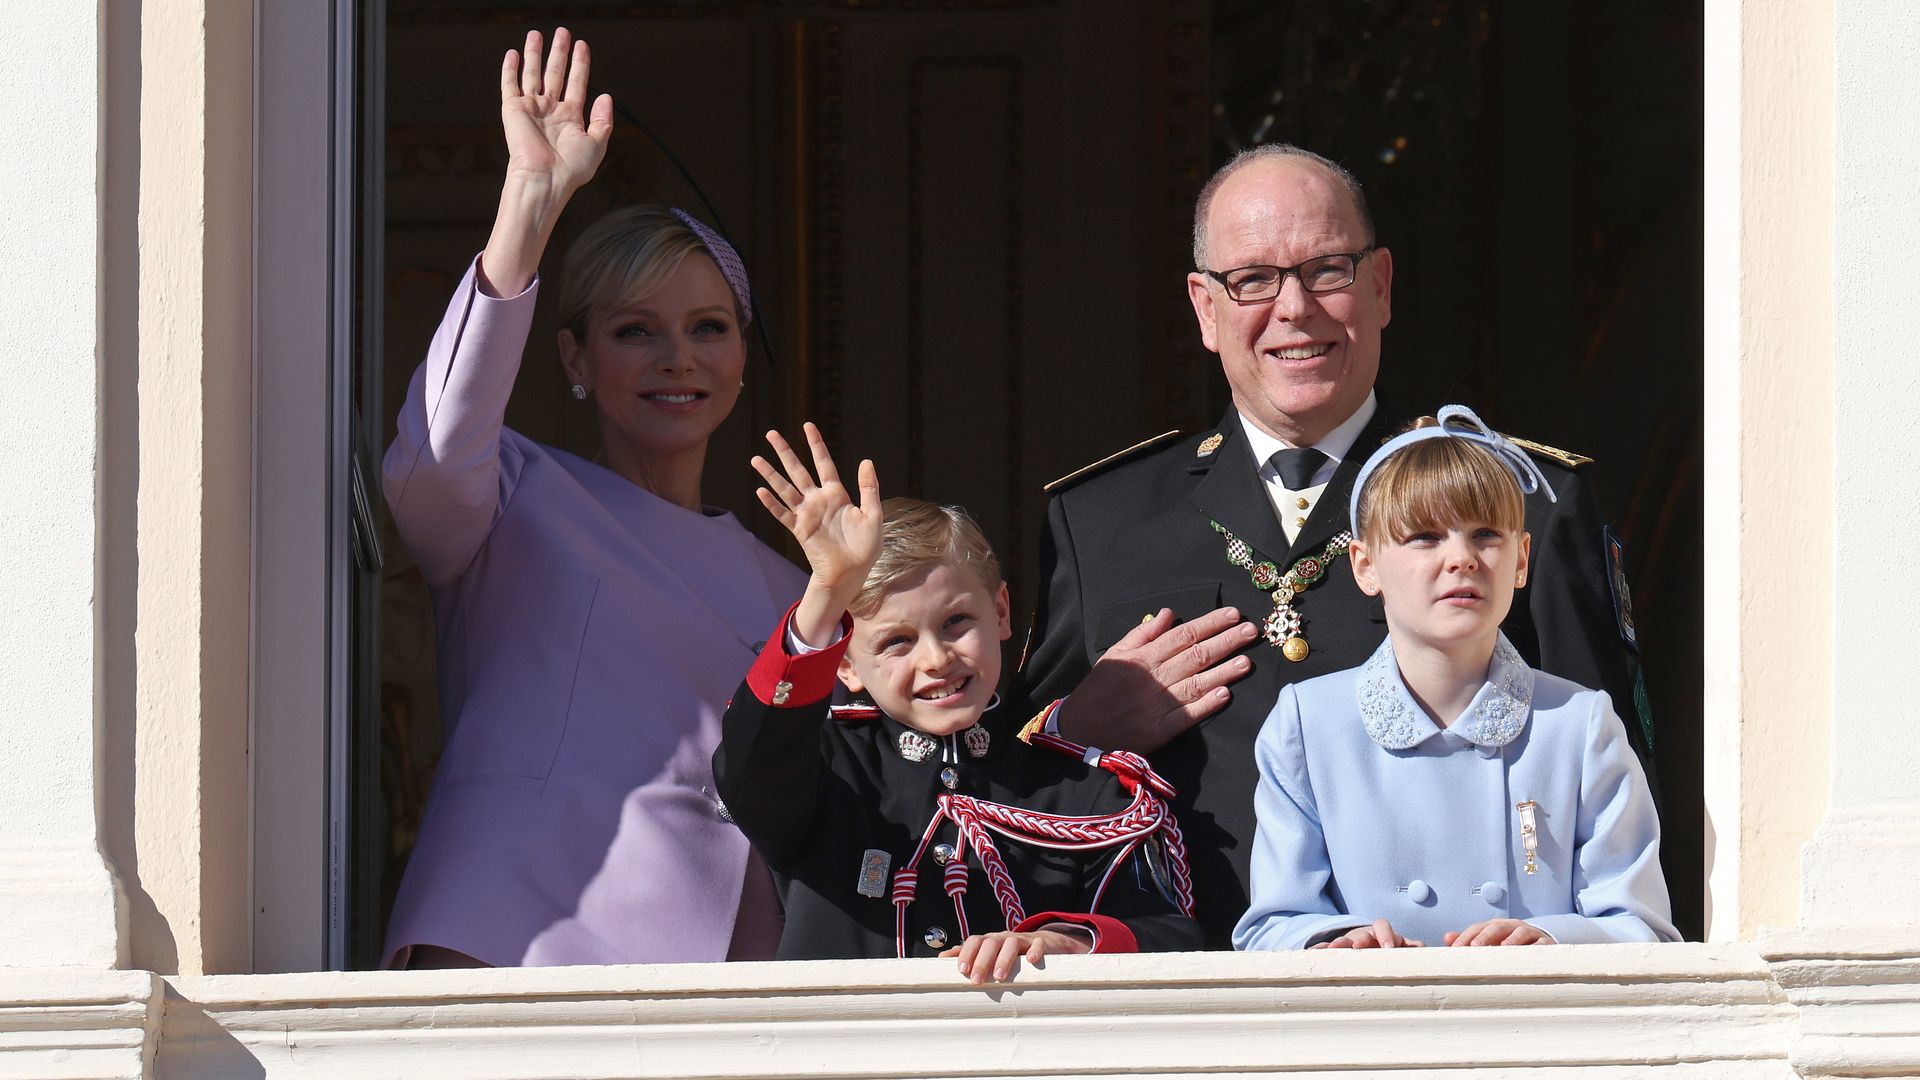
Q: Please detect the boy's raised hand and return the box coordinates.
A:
[752,423,882,646]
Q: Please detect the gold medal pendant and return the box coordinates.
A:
[1223,523,1351,664]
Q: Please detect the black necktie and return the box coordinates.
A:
[1270,447,1329,490]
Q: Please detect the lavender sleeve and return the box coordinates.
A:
[383,257,540,587]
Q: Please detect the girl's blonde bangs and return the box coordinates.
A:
[1356,437,1527,542]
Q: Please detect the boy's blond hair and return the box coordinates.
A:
[1354,417,1528,544]
[850,498,1002,618]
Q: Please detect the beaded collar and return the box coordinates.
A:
[1355,633,1535,749]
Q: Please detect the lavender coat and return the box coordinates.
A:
[380,259,804,967]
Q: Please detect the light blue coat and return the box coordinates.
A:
[1233,634,1678,950]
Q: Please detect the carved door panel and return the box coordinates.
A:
[800,2,1210,608]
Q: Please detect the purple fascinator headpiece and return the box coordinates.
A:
[669,207,754,326]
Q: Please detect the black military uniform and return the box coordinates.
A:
[715,611,1202,960]
[1019,403,1654,948]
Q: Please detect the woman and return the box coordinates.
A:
[381,27,804,968]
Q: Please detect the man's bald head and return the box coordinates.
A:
[1192,145,1375,270]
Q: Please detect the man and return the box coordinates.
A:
[1020,145,1654,947]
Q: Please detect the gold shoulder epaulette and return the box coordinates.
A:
[1509,435,1594,470]
[1044,430,1183,493]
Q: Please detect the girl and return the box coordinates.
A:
[716,425,1201,981]
[1233,406,1677,950]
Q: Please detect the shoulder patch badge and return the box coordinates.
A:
[1602,525,1639,652]
[1044,429,1184,494]
[829,704,883,723]
[1509,435,1594,470]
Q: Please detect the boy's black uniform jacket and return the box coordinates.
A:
[1018,403,1656,948]
[715,609,1203,960]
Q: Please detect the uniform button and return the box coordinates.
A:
[939,766,960,790]
[923,926,949,950]
[1295,497,1310,510]
[772,680,792,706]
[1294,516,1308,528]
[932,843,956,865]
[1405,879,1432,904]
[1480,881,1507,905]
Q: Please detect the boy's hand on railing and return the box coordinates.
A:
[942,928,1090,984]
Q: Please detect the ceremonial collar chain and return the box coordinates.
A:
[1210,521,1352,662]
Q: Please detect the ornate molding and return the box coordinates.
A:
[124,944,1920,1076]
[0,969,160,1080]
[903,54,1025,578]
[810,21,847,441]
[1763,929,1920,1079]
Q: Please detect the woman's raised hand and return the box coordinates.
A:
[752,423,883,600]
[479,28,613,298]
[500,27,613,198]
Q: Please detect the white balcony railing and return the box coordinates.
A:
[7,931,1919,1078]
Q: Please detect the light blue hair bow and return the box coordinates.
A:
[1347,404,1557,530]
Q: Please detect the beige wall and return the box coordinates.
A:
[1699,0,1837,940]
[123,0,257,976]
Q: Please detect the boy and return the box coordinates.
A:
[716,424,1200,980]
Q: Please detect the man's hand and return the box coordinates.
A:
[940,928,1090,983]
[1310,919,1424,949]
[1444,919,1552,946]
[1054,607,1258,754]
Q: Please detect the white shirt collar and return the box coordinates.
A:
[1355,631,1536,750]
[1237,390,1379,488]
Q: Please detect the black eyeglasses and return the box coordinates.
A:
[1204,247,1378,303]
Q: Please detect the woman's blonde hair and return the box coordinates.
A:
[556,205,741,339]
[851,498,1002,618]
[1354,417,1528,543]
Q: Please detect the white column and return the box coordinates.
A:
[1802,0,1920,927]
[0,5,127,968]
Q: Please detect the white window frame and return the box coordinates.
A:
[252,0,367,973]
[240,0,1802,972]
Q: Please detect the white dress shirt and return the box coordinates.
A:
[1238,391,1379,545]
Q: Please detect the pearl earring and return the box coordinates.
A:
[571,384,589,400]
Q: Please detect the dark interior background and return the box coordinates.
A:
[360,0,1704,964]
